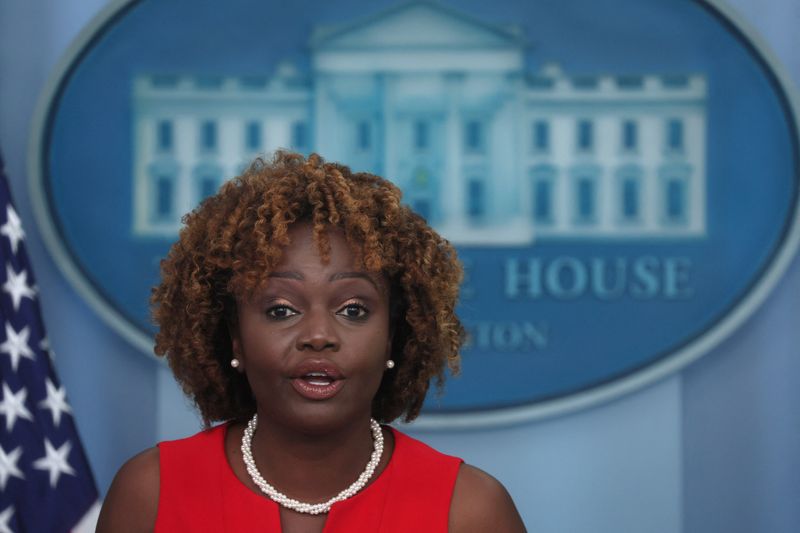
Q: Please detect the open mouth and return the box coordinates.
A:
[290,376,344,400]
[289,363,345,400]
[301,372,336,386]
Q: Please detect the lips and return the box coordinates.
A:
[289,360,345,401]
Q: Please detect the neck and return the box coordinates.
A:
[249,411,377,502]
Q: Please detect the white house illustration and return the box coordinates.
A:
[132,1,707,244]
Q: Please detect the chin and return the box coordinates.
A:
[267,401,369,436]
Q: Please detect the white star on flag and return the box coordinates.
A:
[3,263,35,311]
[0,382,33,431]
[0,506,13,533]
[39,378,72,427]
[0,445,24,490]
[0,205,24,255]
[33,438,76,488]
[0,322,34,371]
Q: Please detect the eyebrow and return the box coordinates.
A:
[268,271,381,291]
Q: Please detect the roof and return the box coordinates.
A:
[309,1,525,50]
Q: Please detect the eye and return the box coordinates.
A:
[337,302,369,320]
[266,305,299,319]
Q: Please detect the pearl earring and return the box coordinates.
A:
[231,358,240,369]
[385,359,395,369]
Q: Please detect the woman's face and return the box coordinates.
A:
[232,222,392,432]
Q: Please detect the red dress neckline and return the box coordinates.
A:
[156,423,462,532]
[218,423,400,531]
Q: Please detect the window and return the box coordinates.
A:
[617,76,644,89]
[148,161,179,225]
[200,121,217,151]
[357,121,371,150]
[292,121,308,149]
[157,120,173,151]
[530,166,556,224]
[529,76,555,90]
[659,164,691,225]
[155,176,173,220]
[245,122,261,151]
[196,76,224,89]
[617,166,643,222]
[665,179,686,222]
[577,120,593,151]
[194,165,222,204]
[465,121,483,152]
[667,119,684,151]
[576,177,596,222]
[533,121,549,152]
[573,77,598,90]
[199,175,218,199]
[240,76,268,89]
[535,180,553,223]
[662,75,689,89]
[467,179,484,219]
[414,121,428,150]
[622,120,637,151]
[621,178,640,220]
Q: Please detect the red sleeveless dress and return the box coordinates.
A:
[155,424,463,532]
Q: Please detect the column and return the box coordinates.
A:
[442,72,465,227]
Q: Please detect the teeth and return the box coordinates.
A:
[301,372,333,386]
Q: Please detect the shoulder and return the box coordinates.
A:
[96,447,160,533]
[390,428,462,480]
[392,428,456,464]
[449,463,527,533]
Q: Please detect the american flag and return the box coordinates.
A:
[0,153,99,532]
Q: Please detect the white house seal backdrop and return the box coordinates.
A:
[29,0,800,426]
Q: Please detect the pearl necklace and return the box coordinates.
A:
[240,414,384,515]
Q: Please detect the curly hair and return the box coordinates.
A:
[151,151,465,426]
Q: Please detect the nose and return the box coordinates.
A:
[295,309,340,352]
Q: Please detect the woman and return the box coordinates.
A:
[97,152,526,532]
